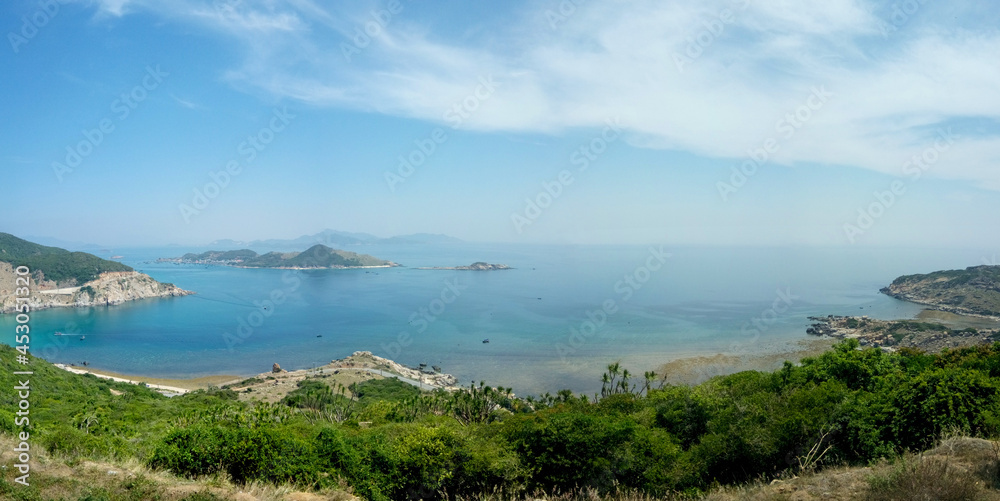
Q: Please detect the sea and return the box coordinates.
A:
[2,244,997,396]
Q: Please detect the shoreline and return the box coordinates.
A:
[54,364,243,395]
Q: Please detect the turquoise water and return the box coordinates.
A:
[2,244,996,395]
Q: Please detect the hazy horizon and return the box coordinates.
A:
[3,1,999,249]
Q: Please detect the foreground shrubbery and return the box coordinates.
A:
[3,340,1000,499]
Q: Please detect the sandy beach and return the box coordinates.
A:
[54,364,243,395]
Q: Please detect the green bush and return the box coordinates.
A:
[148,425,320,486]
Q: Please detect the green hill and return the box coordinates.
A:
[881,265,1000,317]
[5,339,1000,500]
[0,232,132,285]
[172,244,395,268]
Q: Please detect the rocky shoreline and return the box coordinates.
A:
[0,264,193,314]
[806,314,1000,352]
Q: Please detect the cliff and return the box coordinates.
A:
[880,265,1000,319]
[0,262,193,314]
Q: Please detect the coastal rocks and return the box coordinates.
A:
[0,264,193,314]
[272,363,284,373]
[330,351,459,388]
[806,315,999,352]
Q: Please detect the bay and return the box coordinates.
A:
[2,243,995,395]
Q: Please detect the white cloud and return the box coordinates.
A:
[94,0,1000,190]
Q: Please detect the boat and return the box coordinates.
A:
[80,335,85,340]
[482,338,490,344]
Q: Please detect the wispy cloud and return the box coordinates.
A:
[169,93,202,110]
[88,0,1000,190]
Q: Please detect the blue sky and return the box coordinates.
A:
[1,0,999,247]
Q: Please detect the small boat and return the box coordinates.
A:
[80,335,85,340]
[482,338,490,344]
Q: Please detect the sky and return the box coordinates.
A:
[1,0,999,248]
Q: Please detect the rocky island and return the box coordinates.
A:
[417,262,511,270]
[160,244,399,269]
[0,233,192,314]
[880,265,1000,319]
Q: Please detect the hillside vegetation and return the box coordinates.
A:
[882,265,1000,317]
[3,340,1000,500]
[0,233,132,285]
[172,244,395,269]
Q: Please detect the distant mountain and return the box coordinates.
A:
[208,229,462,249]
[881,265,1000,318]
[166,244,398,269]
[0,233,132,285]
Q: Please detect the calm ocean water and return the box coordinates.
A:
[3,244,996,395]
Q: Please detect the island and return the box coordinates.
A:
[880,265,1000,319]
[0,233,192,314]
[416,262,511,270]
[159,244,399,269]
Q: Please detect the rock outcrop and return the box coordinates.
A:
[330,351,459,388]
[0,262,193,313]
[806,315,999,351]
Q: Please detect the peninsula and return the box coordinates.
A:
[0,233,192,314]
[160,244,399,269]
[806,265,1000,351]
[880,265,1000,319]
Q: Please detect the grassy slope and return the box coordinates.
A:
[3,340,1000,500]
[0,233,133,285]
